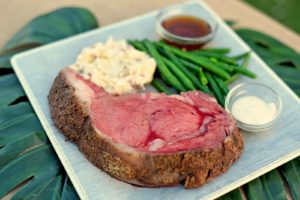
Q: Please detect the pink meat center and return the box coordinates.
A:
[91,94,149,147]
[147,98,202,142]
[68,69,231,153]
[90,95,218,153]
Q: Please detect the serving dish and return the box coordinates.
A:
[11,1,300,200]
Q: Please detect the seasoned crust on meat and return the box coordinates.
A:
[48,69,243,188]
[48,70,89,141]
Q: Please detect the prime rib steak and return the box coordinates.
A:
[48,67,243,189]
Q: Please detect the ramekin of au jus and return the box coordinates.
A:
[156,4,218,50]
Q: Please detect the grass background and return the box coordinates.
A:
[244,0,300,34]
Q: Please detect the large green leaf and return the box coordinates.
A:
[218,188,243,200]
[280,158,300,200]
[25,175,62,200]
[0,7,98,69]
[61,176,80,200]
[0,131,47,168]
[234,28,300,97]
[243,170,287,200]
[271,66,300,96]
[243,178,266,200]
[0,54,13,69]
[0,43,41,69]
[0,103,77,199]
[0,6,99,199]
[0,102,32,124]
[0,113,43,147]
[236,29,300,70]
[235,29,297,55]
[0,74,25,107]
[0,145,61,198]
[3,7,98,50]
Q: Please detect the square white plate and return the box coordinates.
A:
[11,1,300,200]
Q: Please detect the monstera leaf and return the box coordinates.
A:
[0,7,98,199]
[0,7,98,69]
[235,28,300,96]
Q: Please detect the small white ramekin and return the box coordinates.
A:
[225,83,282,132]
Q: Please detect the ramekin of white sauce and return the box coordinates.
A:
[225,83,282,132]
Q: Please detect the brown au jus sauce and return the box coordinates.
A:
[161,15,212,50]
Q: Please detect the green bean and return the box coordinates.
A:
[224,75,237,85]
[233,66,257,78]
[144,40,186,91]
[160,46,211,90]
[165,46,231,79]
[128,40,148,52]
[241,52,251,68]
[130,40,255,103]
[179,59,200,71]
[197,48,231,54]
[151,78,173,95]
[163,57,195,91]
[198,68,208,86]
[230,52,250,61]
[160,44,184,69]
[205,72,225,105]
[225,52,251,84]
[179,60,218,93]
[156,45,211,93]
[232,53,256,78]
[193,51,237,65]
[176,64,212,94]
[158,45,214,94]
[156,45,196,90]
[215,76,229,95]
[210,58,234,72]
[180,56,217,72]
[145,41,211,93]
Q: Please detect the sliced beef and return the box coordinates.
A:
[48,68,243,188]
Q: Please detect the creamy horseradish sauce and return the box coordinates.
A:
[70,38,156,95]
[232,96,277,125]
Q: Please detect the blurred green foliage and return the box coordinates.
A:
[244,0,300,34]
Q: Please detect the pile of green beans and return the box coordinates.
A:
[128,39,256,106]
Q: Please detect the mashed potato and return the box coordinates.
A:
[70,38,156,94]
